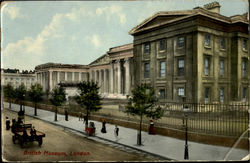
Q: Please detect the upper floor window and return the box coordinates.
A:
[243,39,247,51]
[144,62,150,78]
[178,87,185,96]
[5,78,8,80]
[177,59,185,76]
[144,43,150,54]
[220,87,224,103]
[159,39,166,51]
[205,34,211,46]
[242,60,247,77]
[242,87,247,101]
[220,37,225,49]
[10,78,13,81]
[177,37,185,48]
[219,59,224,76]
[205,87,210,103]
[204,57,210,76]
[16,78,19,81]
[159,89,165,99]
[160,61,166,77]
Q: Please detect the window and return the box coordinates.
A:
[205,87,210,103]
[160,61,166,77]
[5,78,8,80]
[32,78,35,81]
[243,39,247,51]
[16,78,19,81]
[220,88,224,103]
[10,78,13,81]
[242,60,247,77]
[204,57,210,76]
[177,37,185,48]
[242,87,247,100]
[220,37,225,49]
[144,43,150,54]
[205,34,210,46]
[21,78,24,81]
[144,63,150,78]
[219,59,224,76]
[159,39,166,51]
[159,89,165,99]
[178,87,185,96]
[178,59,185,76]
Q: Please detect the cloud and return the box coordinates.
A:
[3,6,24,20]
[96,5,127,25]
[85,34,101,47]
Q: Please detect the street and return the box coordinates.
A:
[2,109,151,162]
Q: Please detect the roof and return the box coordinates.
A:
[35,63,88,70]
[108,43,133,54]
[129,7,248,35]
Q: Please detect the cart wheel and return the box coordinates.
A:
[38,138,43,146]
[12,136,16,144]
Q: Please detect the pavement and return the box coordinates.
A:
[2,102,249,161]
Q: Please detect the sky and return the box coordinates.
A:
[1,0,249,71]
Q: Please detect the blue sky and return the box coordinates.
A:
[1,0,249,71]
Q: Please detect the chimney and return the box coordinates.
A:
[203,1,221,14]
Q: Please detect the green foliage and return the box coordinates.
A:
[75,81,102,112]
[125,83,164,120]
[28,83,44,103]
[15,84,27,101]
[50,86,66,107]
[3,83,15,99]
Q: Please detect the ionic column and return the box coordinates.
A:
[43,72,46,91]
[99,70,102,92]
[95,70,98,84]
[104,69,107,93]
[57,71,60,84]
[65,72,68,81]
[72,72,75,82]
[125,58,131,95]
[110,62,114,93]
[117,60,121,94]
[79,72,82,82]
[49,71,53,92]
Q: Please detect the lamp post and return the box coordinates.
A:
[183,105,190,160]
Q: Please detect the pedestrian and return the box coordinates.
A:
[114,125,119,141]
[6,117,10,130]
[30,126,37,140]
[79,112,82,121]
[65,110,68,121]
[101,119,107,133]
[148,120,155,135]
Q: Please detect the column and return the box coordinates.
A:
[72,72,75,82]
[65,72,68,81]
[95,70,98,84]
[125,58,131,95]
[104,69,107,93]
[110,62,114,93]
[57,71,60,84]
[99,70,102,92]
[79,72,82,82]
[49,71,53,92]
[117,60,121,94]
[43,72,46,91]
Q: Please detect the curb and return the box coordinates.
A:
[6,108,173,161]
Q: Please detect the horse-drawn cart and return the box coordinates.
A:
[11,123,45,147]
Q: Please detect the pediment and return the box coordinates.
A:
[90,54,110,66]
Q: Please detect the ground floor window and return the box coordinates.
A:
[219,87,224,103]
[159,89,165,99]
[205,87,210,103]
[178,87,185,96]
[242,87,247,101]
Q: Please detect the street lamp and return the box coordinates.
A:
[183,105,190,160]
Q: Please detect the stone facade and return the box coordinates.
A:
[129,2,249,103]
[1,69,36,89]
[35,43,134,99]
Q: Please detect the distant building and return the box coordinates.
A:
[129,1,249,103]
[1,68,36,89]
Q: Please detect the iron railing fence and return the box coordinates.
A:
[159,102,249,137]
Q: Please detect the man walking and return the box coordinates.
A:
[114,125,119,141]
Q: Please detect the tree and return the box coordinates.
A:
[3,83,15,109]
[28,83,44,116]
[50,86,66,121]
[75,81,102,128]
[15,84,27,111]
[125,83,164,145]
